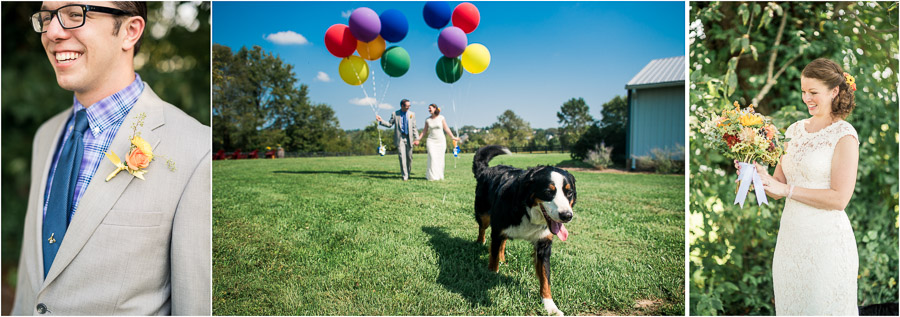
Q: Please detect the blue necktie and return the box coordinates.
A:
[43,110,87,278]
[401,112,408,135]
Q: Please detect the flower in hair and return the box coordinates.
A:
[843,72,857,92]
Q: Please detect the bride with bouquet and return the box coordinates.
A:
[704,58,860,315]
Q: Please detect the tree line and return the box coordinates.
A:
[213,44,626,162]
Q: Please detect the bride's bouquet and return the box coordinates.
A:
[699,101,786,207]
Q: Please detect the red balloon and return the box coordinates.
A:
[324,24,358,58]
[452,3,480,34]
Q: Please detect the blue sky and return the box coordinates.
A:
[213,1,685,130]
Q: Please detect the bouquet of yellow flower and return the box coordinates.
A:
[699,101,786,207]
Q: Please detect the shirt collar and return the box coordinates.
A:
[73,73,144,137]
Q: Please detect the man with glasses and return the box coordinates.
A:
[12,2,210,315]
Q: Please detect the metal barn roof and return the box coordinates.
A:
[625,56,685,89]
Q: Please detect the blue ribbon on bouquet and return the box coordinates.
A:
[734,162,768,208]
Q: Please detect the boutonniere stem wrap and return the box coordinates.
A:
[104,113,175,181]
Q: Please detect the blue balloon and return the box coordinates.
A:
[423,1,451,29]
[380,9,408,43]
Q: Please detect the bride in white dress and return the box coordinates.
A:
[745,58,860,315]
[417,104,459,181]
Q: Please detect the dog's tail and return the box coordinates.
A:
[473,145,511,177]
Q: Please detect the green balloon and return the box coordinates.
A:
[380,46,411,77]
[436,56,463,84]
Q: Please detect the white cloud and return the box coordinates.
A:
[315,72,331,82]
[349,97,393,110]
[341,10,352,18]
[264,31,308,45]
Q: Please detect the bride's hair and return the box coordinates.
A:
[801,58,856,119]
[429,104,441,115]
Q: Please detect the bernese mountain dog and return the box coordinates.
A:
[472,145,576,316]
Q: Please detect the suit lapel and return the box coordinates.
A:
[41,84,165,289]
[32,112,70,285]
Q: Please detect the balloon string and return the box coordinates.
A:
[450,82,458,169]
[349,58,383,149]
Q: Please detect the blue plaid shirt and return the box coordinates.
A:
[43,73,144,221]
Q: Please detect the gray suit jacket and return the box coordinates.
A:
[12,84,211,315]
[378,110,418,146]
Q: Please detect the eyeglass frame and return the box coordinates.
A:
[31,4,132,34]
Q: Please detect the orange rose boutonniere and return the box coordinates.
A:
[105,113,175,181]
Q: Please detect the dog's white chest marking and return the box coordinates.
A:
[502,214,550,242]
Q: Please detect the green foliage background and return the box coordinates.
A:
[688,2,899,315]
[1,1,210,292]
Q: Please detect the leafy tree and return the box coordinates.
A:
[346,122,395,155]
[213,44,345,153]
[689,2,898,315]
[556,97,594,147]
[597,95,628,161]
[490,110,533,148]
[570,95,628,162]
[529,128,558,149]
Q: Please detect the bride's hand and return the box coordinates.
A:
[759,172,789,197]
[734,160,760,182]
[754,162,771,177]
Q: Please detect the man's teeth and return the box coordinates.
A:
[55,52,81,62]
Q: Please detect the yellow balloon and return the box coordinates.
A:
[339,55,369,85]
[461,43,490,74]
[357,36,386,61]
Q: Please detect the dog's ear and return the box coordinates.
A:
[565,171,577,207]
[517,167,541,207]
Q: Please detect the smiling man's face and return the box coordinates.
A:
[40,2,128,96]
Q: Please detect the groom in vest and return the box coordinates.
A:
[12,2,210,315]
[376,99,420,181]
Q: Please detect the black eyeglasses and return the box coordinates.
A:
[31,4,131,33]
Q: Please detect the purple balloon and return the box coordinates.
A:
[349,7,381,42]
[438,26,467,58]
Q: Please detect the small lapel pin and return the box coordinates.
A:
[48,233,56,244]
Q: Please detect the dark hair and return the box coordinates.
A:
[111,2,147,56]
[429,104,440,115]
[400,99,410,107]
[801,58,856,119]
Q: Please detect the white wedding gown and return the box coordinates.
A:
[425,115,447,181]
[773,119,859,316]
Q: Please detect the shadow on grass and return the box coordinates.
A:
[422,226,519,308]
[272,170,426,180]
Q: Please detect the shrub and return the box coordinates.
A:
[633,155,656,171]
[584,143,614,170]
[652,145,685,174]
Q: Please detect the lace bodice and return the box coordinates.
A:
[425,115,445,142]
[781,119,859,190]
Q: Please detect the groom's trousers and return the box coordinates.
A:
[397,135,413,180]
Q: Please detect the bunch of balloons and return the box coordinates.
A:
[324,7,412,86]
[424,1,491,84]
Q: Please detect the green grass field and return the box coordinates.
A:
[213,153,685,315]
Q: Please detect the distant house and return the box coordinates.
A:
[624,56,685,170]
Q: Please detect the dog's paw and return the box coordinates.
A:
[542,298,564,316]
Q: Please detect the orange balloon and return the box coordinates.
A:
[357,36,386,61]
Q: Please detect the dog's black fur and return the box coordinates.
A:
[472,145,576,316]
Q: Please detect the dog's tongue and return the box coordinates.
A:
[549,221,569,241]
